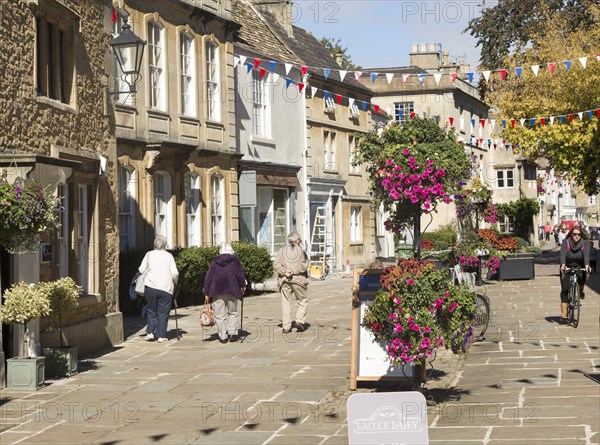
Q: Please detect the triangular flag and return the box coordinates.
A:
[568,114,574,122]
[310,86,317,97]
[540,117,545,127]
[596,109,600,118]
[354,71,363,81]
[482,70,491,82]
[112,6,117,22]
[450,73,458,82]
[385,106,392,116]
[587,111,593,119]
[520,118,526,127]
[547,62,556,74]
[272,72,280,82]
[323,68,331,80]
[370,72,378,83]
[298,83,304,93]
[324,91,330,100]
[402,73,410,83]
[480,119,486,128]
[284,63,293,75]
[253,58,261,69]
[459,116,464,130]
[339,70,347,82]
[360,101,367,111]
[531,65,539,76]
[511,119,515,128]
[349,98,355,109]
[499,69,507,80]
[335,94,342,104]
[301,66,308,76]
[246,62,253,73]
[269,61,277,72]
[385,73,394,84]
[559,115,565,124]
[471,118,476,129]
[579,57,587,68]
[373,105,380,114]
[530,118,535,127]
[259,67,266,80]
[596,54,600,62]
[490,119,496,129]
[239,55,247,68]
[515,67,523,78]
[502,119,507,128]
[418,74,426,84]
[578,112,583,121]
[285,78,292,89]
[467,72,474,83]
[433,115,439,123]
[563,60,571,71]
[233,55,240,68]
[550,116,555,125]
[449,117,454,127]
[433,73,442,85]
[410,112,416,119]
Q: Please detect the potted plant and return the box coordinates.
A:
[0,282,51,390]
[362,259,476,385]
[40,277,81,378]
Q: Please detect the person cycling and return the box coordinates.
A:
[559,226,591,321]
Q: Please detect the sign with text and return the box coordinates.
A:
[347,392,429,444]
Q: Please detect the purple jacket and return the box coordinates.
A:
[203,254,246,300]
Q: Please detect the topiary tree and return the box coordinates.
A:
[39,277,81,347]
[232,242,274,287]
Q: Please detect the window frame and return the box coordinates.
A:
[348,134,360,174]
[496,169,515,189]
[206,40,221,122]
[394,102,414,122]
[252,69,270,137]
[211,174,225,246]
[56,183,69,278]
[179,31,197,117]
[77,185,89,294]
[184,172,201,247]
[323,130,337,171]
[148,20,166,111]
[153,171,173,247]
[118,165,137,252]
[350,206,362,243]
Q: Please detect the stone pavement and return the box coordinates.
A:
[0,248,598,444]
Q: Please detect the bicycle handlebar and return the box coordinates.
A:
[564,265,584,274]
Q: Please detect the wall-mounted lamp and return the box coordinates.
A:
[109,17,146,95]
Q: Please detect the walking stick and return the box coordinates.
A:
[173,283,181,340]
[239,296,245,343]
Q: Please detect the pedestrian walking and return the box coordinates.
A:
[553,224,560,244]
[273,232,309,333]
[559,227,591,321]
[544,221,552,242]
[589,240,598,273]
[203,243,246,344]
[558,223,568,246]
[139,235,179,343]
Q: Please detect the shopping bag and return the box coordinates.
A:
[135,268,149,296]
[199,296,215,327]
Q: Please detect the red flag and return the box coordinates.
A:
[540,117,545,127]
[450,73,458,83]
[410,111,416,118]
[449,117,454,127]
[499,69,507,80]
[548,62,556,74]
[301,65,308,76]
[335,94,342,104]
[510,119,516,128]
[596,109,600,117]
[569,114,574,122]
[596,54,600,62]
[259,68,266,80]
[298,82,304,93]
[480,119,486,128]
[111,6,117,22]
[254,58,261,70]
[373,104,380,114]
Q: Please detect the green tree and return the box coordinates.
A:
[319,37,361,70]
[486,5,600,194]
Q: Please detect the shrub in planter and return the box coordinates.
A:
[176,246,220,306]
[231,242,274,286]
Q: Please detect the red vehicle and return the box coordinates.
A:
[560,220,585,231]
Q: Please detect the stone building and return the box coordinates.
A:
[0,0,123,386]
[112,0,241,252]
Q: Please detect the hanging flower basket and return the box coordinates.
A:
[0,172,60,253]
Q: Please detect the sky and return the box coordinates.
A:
[293,0,486,70]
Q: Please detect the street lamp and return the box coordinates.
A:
[108,17,146,95]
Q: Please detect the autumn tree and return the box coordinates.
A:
[319,37,361,70]
[485,4,600,194]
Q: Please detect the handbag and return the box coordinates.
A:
[199,296,215,327]
[135,268,149,296]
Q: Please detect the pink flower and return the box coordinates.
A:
[406,279,415,286]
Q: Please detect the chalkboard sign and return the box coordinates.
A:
[350,268,414,390]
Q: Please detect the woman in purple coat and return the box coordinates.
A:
[203,243,246,343]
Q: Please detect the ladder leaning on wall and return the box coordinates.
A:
[310,207,328,280]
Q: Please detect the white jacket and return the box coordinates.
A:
[139,250,179,295]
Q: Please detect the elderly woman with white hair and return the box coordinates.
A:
[203,243,247,343]
[138,235,179,343]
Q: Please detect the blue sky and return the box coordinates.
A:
[293,0,486,70]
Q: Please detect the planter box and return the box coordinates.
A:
[43,346,78,378]
[6,357,45,391]
[497,254,535,281]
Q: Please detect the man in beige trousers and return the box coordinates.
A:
[273,232,309,333]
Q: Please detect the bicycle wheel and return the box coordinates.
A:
[570,283,580,328]
[472,293,490,339]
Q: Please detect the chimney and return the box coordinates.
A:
[443,51,449,65]
[335,53,343,66]
[410,42,443,69]
[250,0,293,37]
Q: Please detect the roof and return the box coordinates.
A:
[362,66,429,75]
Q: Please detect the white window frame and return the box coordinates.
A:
[496,169,515,189]
[350,206,362,242]
[185,172,201,246]
[154,171,173,247]
[590,195,597,205]
[499,215,515,234]
[77,185,89,294]
[148,20,166,111]
[394,102,414,122]
[252,69,270,137]
[206,41,221,122]
[211,174,225,246]
[348,134,359,174]
[349,101,359,118]
[324,95,336,111]
[324,131,337,171]
[118,165,137,251]
[180,31,196,117]
[56,184,69,278]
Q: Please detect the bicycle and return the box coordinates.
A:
[563,266,583,328]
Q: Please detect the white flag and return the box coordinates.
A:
[550,116,555,125]
[482,70,491,82]
[233,55,240,68]
[520,118,526,127]
[402,73,410,83]
[531,65,539,76]
[285,63,293,75]
[579,57,587,68]
[578,112,583,120]
[459,116,464,131]
[490,119,496,130]
[311,86,317,97]
[239,55,247,68]
[385,73,394,84]
[354,71,362,81]
[272,72,280,82]
[349,98,355,108]
[339,70,347,82]
[433,73,442,85]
